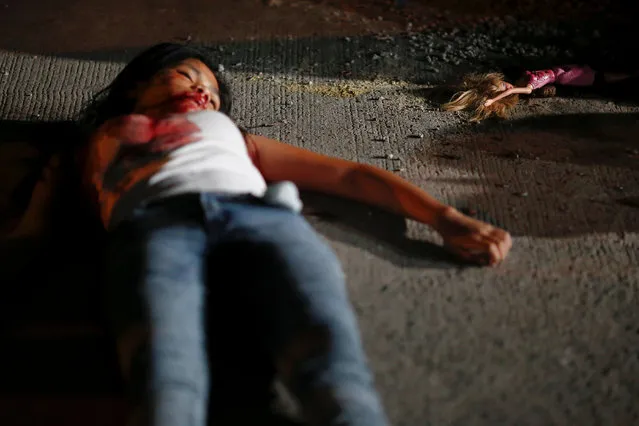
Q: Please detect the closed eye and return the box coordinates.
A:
[177,70,193,81]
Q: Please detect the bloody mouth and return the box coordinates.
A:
[167,92,207,113]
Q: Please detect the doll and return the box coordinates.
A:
[442,65,634,122]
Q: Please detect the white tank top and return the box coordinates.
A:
[85,110,267,229]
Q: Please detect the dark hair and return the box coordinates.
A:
[77,42,232,135]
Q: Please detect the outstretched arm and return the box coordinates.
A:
[246,134,512,265]
[484,86,533,107]
[247,134,449,227]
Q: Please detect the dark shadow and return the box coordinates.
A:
[553,77,639,105]
[0,120,80,230]
[0,119,118,395]
[462,112,639,166]
[0,8,634,88]
[45,31,639,87]
[413,84,457,107]
[0,0,631,61]
[41,35,440,84]
[206,242,307,426]
[422,111,639,238]
[301,191,462,268]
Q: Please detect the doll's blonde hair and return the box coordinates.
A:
[442,72,519,122]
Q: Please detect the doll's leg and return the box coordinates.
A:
[222,198,389,426]
[554,65,597,86]
[103,198,210,426]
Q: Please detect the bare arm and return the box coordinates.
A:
[484,86,533,107]
[247,133,449,228]
[246,134,512,265]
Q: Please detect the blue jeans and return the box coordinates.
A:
[103,192,388,426]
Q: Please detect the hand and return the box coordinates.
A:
[149,115,200,152]
[484,98,494,107]
[435,207,512,266]
[102,114,155,145]
[103,114,200,152]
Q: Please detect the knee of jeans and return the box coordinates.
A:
[302,383,386,426]
[275,320,368,382]
[275,325,331,383]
